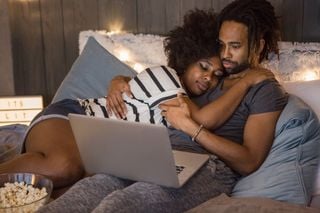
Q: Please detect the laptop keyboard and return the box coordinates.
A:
[176,165,185,174]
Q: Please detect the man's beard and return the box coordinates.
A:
[222,59,250,75]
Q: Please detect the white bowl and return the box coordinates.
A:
[0,173,53,212]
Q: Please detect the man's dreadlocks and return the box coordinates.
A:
[217,0,281,64]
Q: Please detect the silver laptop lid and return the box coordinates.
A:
[68,113,179,187]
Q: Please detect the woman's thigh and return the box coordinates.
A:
[25,118,83,185]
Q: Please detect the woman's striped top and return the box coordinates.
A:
[78,65,186,126]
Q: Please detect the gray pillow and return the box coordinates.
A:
[52,37,137,103]
[232,95,320,205]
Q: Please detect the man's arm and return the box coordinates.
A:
[189,111,281,175]
[162,96,282,175]
[166,68,275,130]
[184,79,252,129]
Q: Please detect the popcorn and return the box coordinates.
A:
[0,182,47,209]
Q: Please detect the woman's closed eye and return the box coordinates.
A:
[199,61,213,71]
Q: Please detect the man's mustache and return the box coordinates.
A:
[221,59,250,75]
[221,59,237,66]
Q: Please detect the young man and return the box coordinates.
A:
[162,1,287,175]
[40,2,288,213]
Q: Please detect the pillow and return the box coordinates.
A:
[0,124,28,157]
[282,80,320,118]
[232,95,320,205]
[52,37,137,103]
[262,42,320,82]
[79,31,167,72]
[282,80,320,208]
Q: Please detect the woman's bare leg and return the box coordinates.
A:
[0,118,84,188]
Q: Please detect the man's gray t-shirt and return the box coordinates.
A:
[169,79,288,153]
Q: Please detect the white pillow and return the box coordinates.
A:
[281,79,320,207]
[79,31,167,72]
[262,42,320,82]
[282,79,320,119]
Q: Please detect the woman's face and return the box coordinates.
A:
[180,56,223,96]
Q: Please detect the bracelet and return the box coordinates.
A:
[191,124,204,142]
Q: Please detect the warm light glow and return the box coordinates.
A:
[133,63,145,72]
[107,30,122,36]
[302,70,319,81]
[117,49,130,62]
[292,70,320,81]
[108,21,124,35]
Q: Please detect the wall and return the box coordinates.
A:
[0,0,15,95]
[7,0,320,105]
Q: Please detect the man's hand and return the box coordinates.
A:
[229,67,275,85]
[106,76,132,119]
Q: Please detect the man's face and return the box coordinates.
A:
[218,21,250,74]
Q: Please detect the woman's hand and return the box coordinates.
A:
[229,67,275,86]
[106,76,132,119]
[159,94,193,131]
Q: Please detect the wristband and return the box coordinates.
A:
[191,124,204,142]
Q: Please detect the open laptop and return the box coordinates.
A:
[68,113,209,188]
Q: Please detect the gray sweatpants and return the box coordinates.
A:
[39,155,239,213]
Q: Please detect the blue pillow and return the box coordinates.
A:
[232,95,320,205]
[52,37,137,103]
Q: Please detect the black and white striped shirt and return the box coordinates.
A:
[78,66,186,126]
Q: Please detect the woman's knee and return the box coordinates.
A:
[46,153,84,187]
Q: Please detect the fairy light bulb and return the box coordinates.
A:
[302,70,319,81]
[117,49,130,62]
[133,63,144,72]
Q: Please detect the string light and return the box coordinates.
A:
[292,69,319,81]
[116,49,130,62]
[133,63,144,72]
[302,70,319,81]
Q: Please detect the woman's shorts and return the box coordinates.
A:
[23,99,86,147]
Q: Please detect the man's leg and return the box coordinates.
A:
[38,174,133,213]
[0,118,84,188]
[92,157,239,213]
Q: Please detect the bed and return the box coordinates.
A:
[2,31,320,212]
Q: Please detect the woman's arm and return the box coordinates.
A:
[105,75,132,119]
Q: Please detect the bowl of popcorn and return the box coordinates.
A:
[0,173,53,212]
